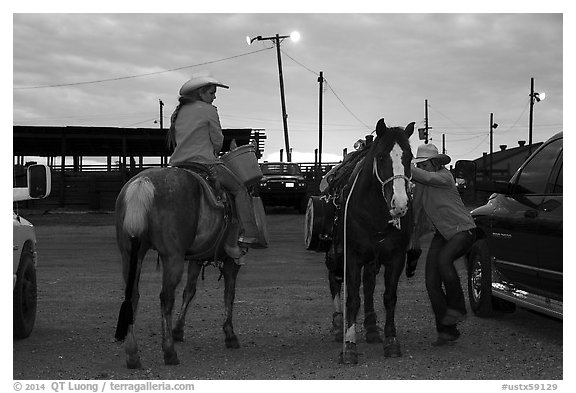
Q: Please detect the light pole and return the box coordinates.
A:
[528,77,545,156]
[247,32,300,162]
[489,113,498,181]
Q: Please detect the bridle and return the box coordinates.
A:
[372,157,411,204]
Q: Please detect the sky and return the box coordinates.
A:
[11,6,566,165]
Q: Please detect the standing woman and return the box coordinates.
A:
[168,73,263,250]
[411,143,476,345]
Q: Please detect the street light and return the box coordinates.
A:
[490,113,498,181]
[246,32,300,162]
[528,77,546,155]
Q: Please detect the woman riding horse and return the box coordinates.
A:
[114,73,265,368]
[168,73,264,253]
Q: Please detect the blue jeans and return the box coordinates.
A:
[425,230,475,331]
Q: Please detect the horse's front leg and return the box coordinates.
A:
[363,263,383,343]
[172,261,203,342]
[221,257,241,349]
[159,253,185,365]
[340,260,362,365]
[382,253,405,358]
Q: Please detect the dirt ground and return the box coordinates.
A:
[12,209,563,380]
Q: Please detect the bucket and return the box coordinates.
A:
[221,145,263,186]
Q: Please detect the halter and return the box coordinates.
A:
[372,157,411,230]
[372,157,411,202]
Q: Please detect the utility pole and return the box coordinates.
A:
[247,32,299,163]
[425,99,429,144]
[528,77,535,155]
[318,71,324,179]
[274,34,291,162]
[442,134,446,154]
[159,99,164,130]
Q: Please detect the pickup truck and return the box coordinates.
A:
[258,162,308,213]
[462,132,562,319]
[13,164,51,338]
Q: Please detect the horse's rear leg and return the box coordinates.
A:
[328,270,343,342]
[221,257,241,349]
[362,264,383,343]
[382,255,404,358]
[172,261,203,342]
[159,253,185,366]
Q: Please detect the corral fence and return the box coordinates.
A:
[13,162,341,211]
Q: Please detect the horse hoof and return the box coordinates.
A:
[365,329,383,344]
[164,351,180,366]
[339,343,358,365]
[383,337,402,358]
[225,335,240,349]
[339,350,358,365]
[172,328,184,342]
[126,356,142,369]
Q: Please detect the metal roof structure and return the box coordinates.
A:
[13,125,266,158]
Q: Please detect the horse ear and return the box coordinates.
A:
[404,122,415,138]
[376,118,387,137]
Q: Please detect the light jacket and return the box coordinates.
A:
[169,101,224,165]
[411,166,475,241]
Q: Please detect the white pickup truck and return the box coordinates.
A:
[13,164,51,339]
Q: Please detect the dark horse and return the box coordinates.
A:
[114,167,243,368]
[327,119,415,364]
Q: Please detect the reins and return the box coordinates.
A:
[342,169,362,354]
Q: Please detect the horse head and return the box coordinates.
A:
[371,119,415,219]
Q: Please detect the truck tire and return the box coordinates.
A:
[467,240,494,317]
[14,250,37,339]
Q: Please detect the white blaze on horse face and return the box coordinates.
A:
[390,144,409,217]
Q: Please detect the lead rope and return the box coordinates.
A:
[342,170,362,355]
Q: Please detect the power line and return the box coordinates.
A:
[280,49,372,130]
[14,48,272,90]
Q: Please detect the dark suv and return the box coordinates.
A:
[258,162,308,213]
[467,132,562,319]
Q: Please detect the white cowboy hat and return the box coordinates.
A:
[179,73,229,96]
[412,143,451,165]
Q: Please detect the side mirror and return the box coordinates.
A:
[13,164,52,202]
[28,164,52,198]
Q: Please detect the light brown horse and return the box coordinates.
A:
[114,167,242,368]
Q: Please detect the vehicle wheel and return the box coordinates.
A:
[14,250,37,339]
[467,240,493,317]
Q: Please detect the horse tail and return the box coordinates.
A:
[122,177,155,237]
[115,177,155,341]
[115,236,141,341]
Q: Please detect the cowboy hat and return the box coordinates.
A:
[412,143,451,165]
[179,73,229,96]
